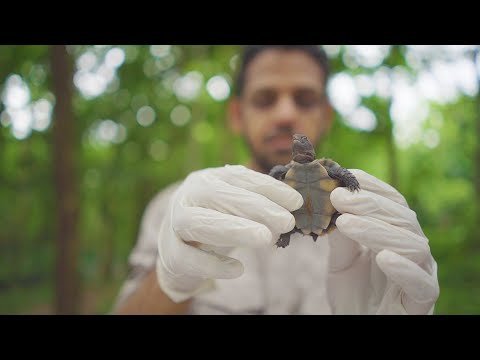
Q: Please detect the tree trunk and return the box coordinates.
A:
[382,46,401,190]
[185,103,203,173]
[474,47,480,245]
[100,202,114,281]
[385,103,399,190]
[50,45,80,314]
[100,148,121,282]
[377,98,399,190]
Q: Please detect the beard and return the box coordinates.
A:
[250,146,291,174]
[243,126,323,174]
[244,126,296,174]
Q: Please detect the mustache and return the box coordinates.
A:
[264,126,294,143]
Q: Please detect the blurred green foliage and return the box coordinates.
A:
[0,45,478,314]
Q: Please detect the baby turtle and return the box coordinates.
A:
[269,134,360,248]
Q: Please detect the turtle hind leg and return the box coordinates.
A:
[325,212,341,234]
[276,230,292,248]
[331,211,341,225]
[319,158,360,193]
[276,227,300,248]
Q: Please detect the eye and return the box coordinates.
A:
[251,90,276,109]
[294,89,322,109]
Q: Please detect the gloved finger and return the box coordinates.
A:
[162,241,245,280]
[376,249,439,314]
[331,187,424,237]
[213,165,304,212]
[174,206,274,248]
[348,169,409,208]
[327,228,363,272]
[335,214,430,264]
[187,179,297,235]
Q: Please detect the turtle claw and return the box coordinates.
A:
[348,184,361,193]
[345,177,360,193]
[275,228,299,248]
[276,236,291,248]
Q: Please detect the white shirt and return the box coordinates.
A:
[113,181,333,314]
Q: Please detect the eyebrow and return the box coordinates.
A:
[249,87,327,100]
[251,85,324,94]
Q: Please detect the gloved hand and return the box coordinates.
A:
[155,164,304,303]
[327,169,440,315]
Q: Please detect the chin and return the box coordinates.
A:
[271,151,292,165]
[254,151,291,173]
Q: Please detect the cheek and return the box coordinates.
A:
[245,122,266,148]
[243,111,268,142]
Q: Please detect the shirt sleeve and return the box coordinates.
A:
[111,181,182,311]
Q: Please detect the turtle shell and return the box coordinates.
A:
[283,159,341,236]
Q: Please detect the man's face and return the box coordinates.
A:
[229,49,333,173]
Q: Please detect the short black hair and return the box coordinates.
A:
[233,45,330,97]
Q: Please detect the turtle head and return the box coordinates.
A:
[292,134,316,163]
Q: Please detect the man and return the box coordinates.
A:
[112,45,439,315]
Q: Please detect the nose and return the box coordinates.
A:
[272,95,299,126]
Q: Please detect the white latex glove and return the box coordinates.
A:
[327,169,440,315]
[156,165,304,303]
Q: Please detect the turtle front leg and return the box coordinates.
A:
[269,164,291,180]
[319,158,360,193]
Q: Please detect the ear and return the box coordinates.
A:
[227,97,244,135]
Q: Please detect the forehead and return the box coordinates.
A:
[243,49,326,93]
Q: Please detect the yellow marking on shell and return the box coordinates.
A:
[319,178,339,192]
[317,214,333,229]
[284,179,297,188]
[316,162,329,176]
[304,196,313,217]
[283,168,297,188]
[322,199,336,214]
[285,167,296,177]
[312,228,324,236]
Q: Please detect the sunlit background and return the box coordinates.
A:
[0,45,478,314]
